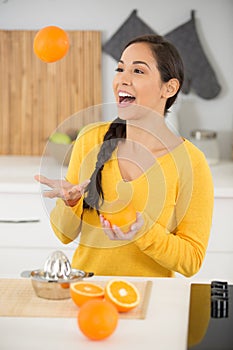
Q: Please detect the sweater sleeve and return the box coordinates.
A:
[49,122,109,244]
[50,198,83,244]
[49,126,89,244]
[134,154,214,277]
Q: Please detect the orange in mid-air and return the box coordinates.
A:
[70,281,104,307]
[77,299,119,340]
[102,199,136,233]
[33,25,69,63]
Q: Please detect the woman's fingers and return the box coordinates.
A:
[79,179,91,193]
[68,179,90,196]
[112,225,128,240]
[34,174,90,201]
[130,212,144,232]
[100,212,144,241]
[99,215,116,240]
[34,174,54,187]
[42,187,62,199]
[34,174,63,190]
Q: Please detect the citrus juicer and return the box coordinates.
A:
[21,250,94,299]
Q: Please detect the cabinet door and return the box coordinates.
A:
[208,198,233,251]
[0,193,77,276]
[0,192,56,247]
[0,193,77,248]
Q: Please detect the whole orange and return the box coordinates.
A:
[102,199,136,233]
[33,25,69,63]
[77,299,118,340]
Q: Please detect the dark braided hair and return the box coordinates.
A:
[83,34,184,212]
[83,117,126,212]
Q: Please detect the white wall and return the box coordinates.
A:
[0,0,232,159]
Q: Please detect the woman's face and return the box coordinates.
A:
[113,42,168,116]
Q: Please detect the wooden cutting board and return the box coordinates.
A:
[0,279,152,319]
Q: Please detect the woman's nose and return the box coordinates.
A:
[122,80,132,86]
[120,71,132,86]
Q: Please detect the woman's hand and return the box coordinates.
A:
[34,175,90,207]
[99,212,144,241]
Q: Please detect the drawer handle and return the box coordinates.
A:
[0,218,40,223]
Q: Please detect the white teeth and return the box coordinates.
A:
[118,91,134,98]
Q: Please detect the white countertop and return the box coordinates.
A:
[1,275,232,350]
[0,277,191,350]
[0,156,233,197]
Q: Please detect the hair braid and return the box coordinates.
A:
[83,117,126,212]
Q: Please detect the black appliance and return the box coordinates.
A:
[187,281,233,350]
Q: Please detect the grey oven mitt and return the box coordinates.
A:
[165,10,221,99]
[103,9,221,99]
[102,9,155,61]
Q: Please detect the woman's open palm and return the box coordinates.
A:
[34,175,90,207]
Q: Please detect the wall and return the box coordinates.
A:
[0,0,232,159]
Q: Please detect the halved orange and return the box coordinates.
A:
[104,279,140,312]
[70,282,104,307]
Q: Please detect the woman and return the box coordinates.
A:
[35,35,214,277]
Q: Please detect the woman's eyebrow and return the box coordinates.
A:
[118,59,151,70]
[133,60,151,69]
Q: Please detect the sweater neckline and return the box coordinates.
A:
[113,138,188,184]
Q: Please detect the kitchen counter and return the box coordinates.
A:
[0,156,233,197]
[0,277,190,350]
[1,276,232,350]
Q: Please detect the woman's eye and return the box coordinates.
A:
[134,68,144,74]
[115,67,123,72]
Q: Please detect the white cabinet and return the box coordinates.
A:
[0,193,61,248]
[0,156,76,277]
[191,197,233,281]
[208,198,233,252]
[0,192,75,277]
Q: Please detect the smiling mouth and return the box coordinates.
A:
[118,92,136,105]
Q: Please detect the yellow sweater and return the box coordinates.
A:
[50,122,214,277]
